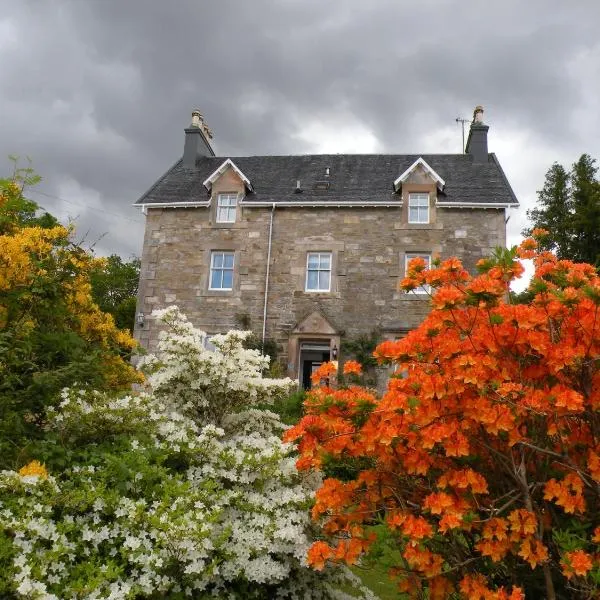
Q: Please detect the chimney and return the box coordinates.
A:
[183,109,215,167]
[465,105,489,163]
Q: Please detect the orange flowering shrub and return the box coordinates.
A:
[342,359,362,376]
[286,234,600,598]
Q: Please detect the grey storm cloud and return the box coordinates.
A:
[1,0,599,262]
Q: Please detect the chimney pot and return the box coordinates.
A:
[465,105,489,163]
[191,110,202,128]
[183,108,215,166]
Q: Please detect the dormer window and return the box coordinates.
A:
[408,193,430,224]
[216,193,237,223]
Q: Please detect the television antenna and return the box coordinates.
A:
[455,117,470,153]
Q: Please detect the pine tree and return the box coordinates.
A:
[525,154,600,264]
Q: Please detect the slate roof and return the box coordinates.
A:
[135,153,518,207]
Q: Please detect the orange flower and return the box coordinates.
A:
[544,474,585,513]
[401,515,434,540]
[482,518,509,541]
[531,228,549,238]
[518,538,549,568]
[476,538,511,562]
[310,361,337,385]
[423,492,454,515]
[561,549,593,579]
[507,509,537,541]
[438,512,462,533]
[18,460,48,480]
[307,541,333,571]
[343,360,362,376]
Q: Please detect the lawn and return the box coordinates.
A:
[352,564,400,599]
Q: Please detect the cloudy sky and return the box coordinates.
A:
[1,0,599,266]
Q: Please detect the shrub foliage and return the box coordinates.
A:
[287,232,600,599]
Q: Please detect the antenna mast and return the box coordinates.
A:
[455,117,470,153]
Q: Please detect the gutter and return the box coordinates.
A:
[261,203,276,351]
[240,200,401,208]
[135,200,518,211]
[240,200,519,209]
[435,201,519,209]
[134,200,211,210]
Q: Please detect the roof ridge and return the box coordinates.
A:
[206,152,472,159]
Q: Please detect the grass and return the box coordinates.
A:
[351,564,401,599]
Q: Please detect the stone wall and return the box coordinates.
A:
[136,194,506,377]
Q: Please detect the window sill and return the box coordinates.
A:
[294,290,341,298]
[200,289,238,298]
[395,223,443,230]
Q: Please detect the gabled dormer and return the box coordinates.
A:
[393,157,445,192]
[394,157,445,226]
[202,159,253,193]
[203,159,253,226]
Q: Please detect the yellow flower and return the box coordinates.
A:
[18,460,48,479]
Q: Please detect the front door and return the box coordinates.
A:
[299,342,331,389]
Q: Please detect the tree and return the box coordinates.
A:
[525,154,600,265]
[0,307,373,599]
[0,165,141,468]
[286,236,600,599]
[0,157,58,233]
[90,254,141,332]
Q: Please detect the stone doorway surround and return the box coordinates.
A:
[287,311,340,384]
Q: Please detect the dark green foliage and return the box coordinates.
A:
[509,289,535,305]
[341,330,380,386]
[270,389,306,425]
[0,163,139,470]
[525,154,600,265]
[0,157,58,234]
[342,330,380,371]
[89,255,140,332]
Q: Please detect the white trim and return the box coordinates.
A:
[436,201,519,208]
[216,193,238,223]
[405,253,431,295]
[133,199,518,211]
[408,192,430,224]
[209,251,235,291]
[394,157,445,191]
[305,252,332,293]
[134,201,211,209]
[239,200,402,208]
[202,158,253,191]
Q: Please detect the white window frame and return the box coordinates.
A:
[203,334,218,352]
[209,251,235,290]
[408,192,430,224]
[305,252,332,292]
[405,253,431,294]
[216,193,238,223]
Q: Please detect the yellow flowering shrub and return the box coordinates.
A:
[0,166,142,466]
[17,460,48,480]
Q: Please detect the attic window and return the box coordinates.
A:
[314,181,330,191]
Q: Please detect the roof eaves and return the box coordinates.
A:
[134,200,211,210]
[239,199,403,208]
[436,201,519,208]
[489,153,520,206]
[134,158,183,205]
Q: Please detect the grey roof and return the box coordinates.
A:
[135,153,518,207]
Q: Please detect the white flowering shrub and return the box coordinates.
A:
[0,307,374,599]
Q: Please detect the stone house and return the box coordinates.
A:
[134,106,518,387]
